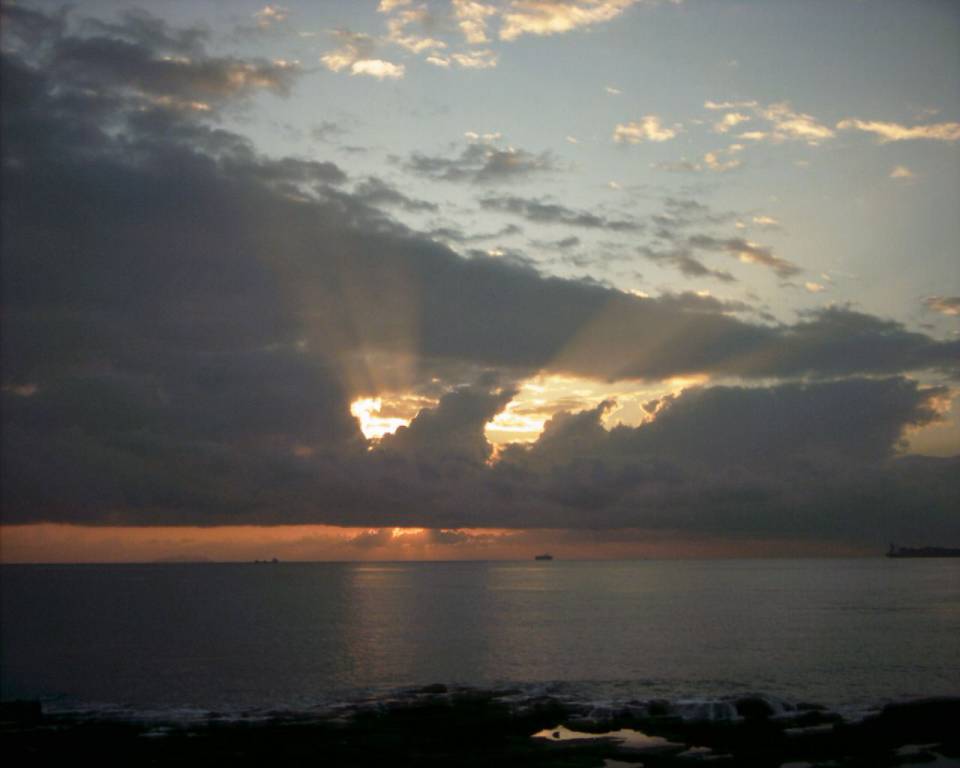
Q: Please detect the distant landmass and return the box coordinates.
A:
[887,544,960,558]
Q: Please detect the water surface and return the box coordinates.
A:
[2,559,957,714]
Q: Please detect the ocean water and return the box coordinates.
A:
[1,559,958,717]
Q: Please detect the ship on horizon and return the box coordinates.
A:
[534,553,554,561]
[887,544,960,558]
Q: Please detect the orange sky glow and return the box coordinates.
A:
[0,523,871,564]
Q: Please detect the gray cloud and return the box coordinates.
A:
[479,195,643,231]
[311,120,348,143]
[651,197,737,231]
[493,377,958,541]
[378,385,515,465]
[638,244,737,282]
[54,19,298,111]
[426,223,524,244]
[531,236,581,250]
[353,177,438,212]
[404,143,557,184]
[84,9,209,55]
[687,235,800,278]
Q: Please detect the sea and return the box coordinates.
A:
[2,559,958,722]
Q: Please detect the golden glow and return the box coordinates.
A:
[391,526,425,538]
[350,397,414,440]
[484,372,710,446]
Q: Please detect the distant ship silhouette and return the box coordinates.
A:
[534,553,554,561]
[887,544,960,558]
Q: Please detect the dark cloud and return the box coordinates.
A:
[3,5,298,116]
[494,377,958,541]
[1,7,958,540]
[642,200,785,281]
[530,236,581,250]
[84,9,209,56]
[353,177,438,212]
[377,385,515,465]
[479,195,643,231]
[654,197,735,229]
[638,244,737,282]
[404,143,557,184]
[688,234,800,278]
[426,223,524,243]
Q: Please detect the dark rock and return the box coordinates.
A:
[0,700,43,725]
[735,696,775,719]
[647,698,672,717]
[796,702,828,711]
[414,684,448,695]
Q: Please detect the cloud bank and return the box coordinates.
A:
[1,6,957,549]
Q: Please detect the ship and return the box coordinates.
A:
[887,544,960,558]
[534,553,554,561]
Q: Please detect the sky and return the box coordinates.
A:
[1,0,958,562]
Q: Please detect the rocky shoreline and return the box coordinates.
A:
[3,688,958,767]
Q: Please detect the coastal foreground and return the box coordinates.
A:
[4,688,958,767]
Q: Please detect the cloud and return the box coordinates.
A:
[638,245,736,282]
[652,159,702,173]
[77,9,207,56]
[752,215,781,230]
[452,0,498,44]
[704,100,833,147]
[321,29,405,79]
[404,142,557,183]
[384,4,447,53]
[311,120,348,143]
[2,7,958,539]
[651,197,735,231]
[465,131,503,143]
[757,102,834,145]
[605,85,622,95]
[712,112,750,134]
[499,0,640,41]
[531,235,582,250]
[480,195,643,231]
[923,296,960,317]
[350,59,405,79]
[378,0,412,12]
[320,29,373,70]
[427,223,523,244]
[686,234,800,277]
[494,377,957,541]
[353,177,438,212]
[702,144,744,172]
[613,115,679,143]
[704,99,757,110]
[253,5,289,29]
[3,7,300,113]
[378,384,515,464]
[837,118,960,143]
[450,49,498,69]
[889,165,915,180]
